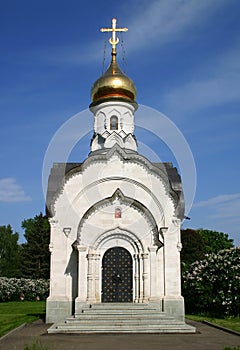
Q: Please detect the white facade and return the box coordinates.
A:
[46,139,185,323]
[46,38,186,326]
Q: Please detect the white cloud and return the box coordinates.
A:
[162,44,240,113]
[163,76,240,113]
[125,0,224,52]
[190,194,240,245]
[0,178,31,202]
[194,193,240,221]
[195,193,240,208]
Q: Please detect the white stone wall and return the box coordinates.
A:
[46,149,183,323]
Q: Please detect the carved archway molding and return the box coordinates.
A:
[76,188,163,248]
[93,227,143,254]
[73,176,165,221]
[49,144,180,218]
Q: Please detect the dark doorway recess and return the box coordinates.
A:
[102,246,133,302]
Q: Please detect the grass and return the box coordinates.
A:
[0,301,239,339]
[24,339,53,350]
[0,301,46,337]
[186,314,240,333]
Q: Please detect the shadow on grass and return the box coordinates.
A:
[27,313,46,322]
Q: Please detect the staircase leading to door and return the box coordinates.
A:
[48,303,196,333]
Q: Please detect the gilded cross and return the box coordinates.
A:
[100,18,128,52]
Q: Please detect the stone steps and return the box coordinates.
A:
[72,313,171,319]
[49,324,195,333]
[48,303,196,334]
[83,302,153,308]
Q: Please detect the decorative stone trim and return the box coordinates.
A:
[48,218,58,227]
[72,241,88,252]
[172,217,181,227]
[48,145,181,218]
[160,227,168,237]
[77,188,160,247]
[73,176,165,220]
[177,242,182,252]
[63,227,71,237]
[92,227,143,253]
[49,242,54,253]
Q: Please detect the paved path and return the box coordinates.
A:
[0,319,239,350]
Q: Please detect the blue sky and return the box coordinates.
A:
[0,0,239,245]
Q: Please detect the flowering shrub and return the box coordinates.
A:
[182,247,240,316]
[0,277,49,301]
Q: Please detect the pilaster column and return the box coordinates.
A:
[48,219,57,292]
[142,252,149,302]
[63,228,72,301]
[133,254,140,303]
[73,243,87,302]
[156,246,164,298]
[94,253,101,302]
[148,246,158,301]
[161,221,185,320]
[139,254,144,303]
[87,252,96,302]
[48,242,54,297]
[162,220,182,297]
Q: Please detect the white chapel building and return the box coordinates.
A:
[46,19,195,333]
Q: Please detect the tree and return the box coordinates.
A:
[181,229,206,271]
[198,228,234,254]
[0,225,21,277]
[181,228,235,271]
[182,247,240,316]
[21,213,50,279]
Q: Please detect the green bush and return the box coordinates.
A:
[0,278,49,301]
[182,247,240,316]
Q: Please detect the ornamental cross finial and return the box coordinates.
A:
[100,18,128,53]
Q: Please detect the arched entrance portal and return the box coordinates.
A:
[102,247,133,302]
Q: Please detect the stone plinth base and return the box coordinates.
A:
[46,297,72,323]
[162,296,185,322]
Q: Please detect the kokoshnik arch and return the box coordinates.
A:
[46,18,195,333]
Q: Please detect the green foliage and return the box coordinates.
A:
[0,225,21,277]
[198,228,234,254]
[183,247,240,317]
[0,277,49,302]
[21,213,50,279]
[181,229,206,271]
[0,301,45,337]
[181,228,234,272]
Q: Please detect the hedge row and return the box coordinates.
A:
[0,277,49,301]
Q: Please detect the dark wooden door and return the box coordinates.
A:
[102,247,133,302]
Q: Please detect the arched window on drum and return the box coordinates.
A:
[110,116,118,130]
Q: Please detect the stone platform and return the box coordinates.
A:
[48,303,196,334]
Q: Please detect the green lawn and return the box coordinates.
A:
[1,302,239,338]
[0,301,46,337]
[186,314,240,333]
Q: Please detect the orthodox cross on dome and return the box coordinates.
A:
[100,18,128,53]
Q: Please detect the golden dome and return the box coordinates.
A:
[90,53,137,105]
